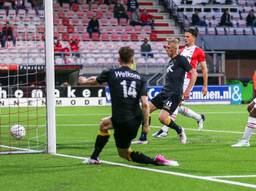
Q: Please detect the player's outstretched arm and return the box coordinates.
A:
[200,61,208,96]
[140,95,150,134]
[78,76,98,85]
[183,69,198,100]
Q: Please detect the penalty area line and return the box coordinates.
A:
[55,153,256,189]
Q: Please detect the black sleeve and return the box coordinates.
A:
[96,69,109,84]
[180,56,192,72]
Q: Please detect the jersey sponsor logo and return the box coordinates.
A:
[166,62,174,73]
[114,71,141,80]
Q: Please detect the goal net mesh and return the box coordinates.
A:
[0,43,47,154]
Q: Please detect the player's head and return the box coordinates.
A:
[164,37,179,58]
[184,28,198,47]
[118,46,134,66]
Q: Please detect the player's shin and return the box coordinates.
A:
[162,116,182,134]
[90,130,110,160]
[129,151,157,164]
[242,116,256,141]
[178,106,201,121]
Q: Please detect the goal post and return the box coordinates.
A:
[45,0,56,154]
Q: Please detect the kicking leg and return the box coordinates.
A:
[158,109,187,144]
[153,107,178,138]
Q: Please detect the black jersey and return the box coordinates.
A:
[96,66,147,122]
[162,54,192,96]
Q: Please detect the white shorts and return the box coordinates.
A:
[253,98,256,108]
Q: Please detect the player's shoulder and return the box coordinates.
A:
[194,46,205,54]
[177,54,188,62]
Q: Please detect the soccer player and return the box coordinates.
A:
[132,38,198,144]
[79,46,178,166]
[231,99,256,147]
[152,28,208,139]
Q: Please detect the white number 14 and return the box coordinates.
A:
[120,80,137,98]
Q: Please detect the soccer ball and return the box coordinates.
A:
[10,124,26,139]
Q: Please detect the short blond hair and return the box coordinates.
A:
[166,37,180,49]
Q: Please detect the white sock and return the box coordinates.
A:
[161,125,169,132]
[242,116,256,141]
[178,106,201,121]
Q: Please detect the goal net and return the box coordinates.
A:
[0,63,47,154]
[0,0,56,154]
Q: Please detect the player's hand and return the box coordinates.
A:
[87,76,97,83]
[183,90,190,100]
[202,86,208,96]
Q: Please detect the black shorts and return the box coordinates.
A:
[112,115,142,149]
[151,92,182,114]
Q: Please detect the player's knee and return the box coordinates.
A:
[98,129,110,136]
[117,149,129,160]
[159,115,170,125]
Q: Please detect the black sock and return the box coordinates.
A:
[130,151,157,165]
[90,135,109,160]
[168,121,182,134]
[139,116,151,141]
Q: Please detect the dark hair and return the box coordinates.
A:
[119,46,134,64]
[185,28,198,38]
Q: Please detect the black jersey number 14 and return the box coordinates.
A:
[120,80,137,98]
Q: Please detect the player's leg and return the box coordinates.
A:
[232,99,256,147]
[85,116,112,164]
[178,77,205,130]
[158,95,187,144]
[116,116,179,166]
[152,108,178,138]
[178,106,205,130]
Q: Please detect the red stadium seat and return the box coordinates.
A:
[92,32,100,41]
[149,33,157,41]
[101,33,110,41]
[119,18,128,26]
[62,33,70,41]
[130,33,138,41]
[121,33,130,41]
[82,33,90,41]
[125,26,134,33]
[111,33,121,41]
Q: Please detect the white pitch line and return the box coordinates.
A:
[0,111,246,117]
[206,175,256,179]
[55,153,256,189]
[53,123,254,135]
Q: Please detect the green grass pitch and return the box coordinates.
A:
[1,105,256,191]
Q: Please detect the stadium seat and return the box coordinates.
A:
[121,33,130,41]
[131,33,139,41]
[216,27,225,35]
[111,33,121,41]
[207,27,216,35]
[119,18,128,26]
[81,33,90,41]
[101,33,110,41]
[92,33,100,41]
[197,27,206,35]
